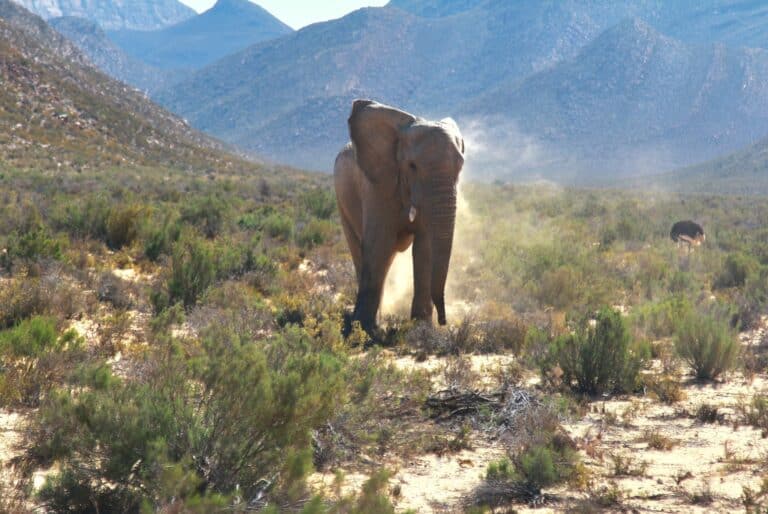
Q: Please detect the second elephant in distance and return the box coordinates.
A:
[334,99,465,334]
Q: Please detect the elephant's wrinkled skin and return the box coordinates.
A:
[334,100,465,334]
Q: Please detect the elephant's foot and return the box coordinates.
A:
[342,310,378,342]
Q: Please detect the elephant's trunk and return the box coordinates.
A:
[429,178,457,325]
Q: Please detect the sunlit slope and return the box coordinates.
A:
[0,0,249,172]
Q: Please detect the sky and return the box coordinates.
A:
[179,0,389,29]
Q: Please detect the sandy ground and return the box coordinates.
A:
[0,409,26,499]
[308,319,768,513]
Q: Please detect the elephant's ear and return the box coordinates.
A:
[349,100,416,184]
[440,117,466,169]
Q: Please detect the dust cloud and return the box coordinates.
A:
[459,116,561,182]
[379,116,573,325]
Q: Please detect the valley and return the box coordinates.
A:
[2,1,768,512]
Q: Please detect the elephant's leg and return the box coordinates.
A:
[410,234,433,321]
[353,234,397,333]
[339,210,362,282]
[432,290,447,326]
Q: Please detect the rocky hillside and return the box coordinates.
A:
[50,16,179,94]
[10,0,194,30]
[0,0,246,173]
[465,19,768,181]
[155,0,768,176]
[107,0,293,72]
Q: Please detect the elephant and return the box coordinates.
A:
[334,99,465,334]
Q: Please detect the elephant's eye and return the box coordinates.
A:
[409,162,417,173]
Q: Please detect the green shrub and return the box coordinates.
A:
[263,212,294,240]
[106,204,142,250]
[518,445,561,489]
[545,308,646,395]
[535,267,582,311]
[244,251,279,294]
[674,309,738,380]
[300,188,336,220]
[32,325,346,510]
[50,194,110,241]
[668,271,697,294]
[167,233,217,308]
[180,194,230,238]
[475,406,579,505]
[0,317,84,406]
[297,218,335,249]
[143,212,181,261]
[2,224,63,268]
[630,296,692,340]
[486,458,516,481]
[714,253,758,289]
[237,206,276,231]
[733,267,768,329]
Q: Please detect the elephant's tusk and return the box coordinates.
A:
[409,206,417,223]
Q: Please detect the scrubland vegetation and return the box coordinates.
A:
[2,163,768,513]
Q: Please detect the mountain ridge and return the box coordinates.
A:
[50,16,179,94]
[10,0,194,30]
[107,0,293,72]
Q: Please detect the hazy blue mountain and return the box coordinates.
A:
[464,18,768,180]
[156,0,768,177]
[10,0,194,30]
[658,0,768,49]
[50,16,180,94]
[649,134,768,195]
[108,0,293,71]
[156,2,639,170]
[387,0,484,17]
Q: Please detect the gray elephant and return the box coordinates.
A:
[334,99,465,334]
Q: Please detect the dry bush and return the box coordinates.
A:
[0,273,84,329]
[97,271,135,310]
[639,429,676,451]
[609,452,647,477]
[644,373,686,404]
[98,311,133,355]
[695,403,723,424]
[405,317,480,356]
[440,355,480,390]
[188,281,274,341]
[737,395,768,436]
[476,316,528,354]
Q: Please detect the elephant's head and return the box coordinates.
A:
[349,99,465,325]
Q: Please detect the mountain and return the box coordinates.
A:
[0,0,243,172]
[658,0,768,50]
[648,135,768,195]
[464,18,768,180]
[156,2,640,170]
[50,16,179,94]
[108,0,293,72]
[156,0,768,176]
[10,0,194,30]
[387,0,484,17]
